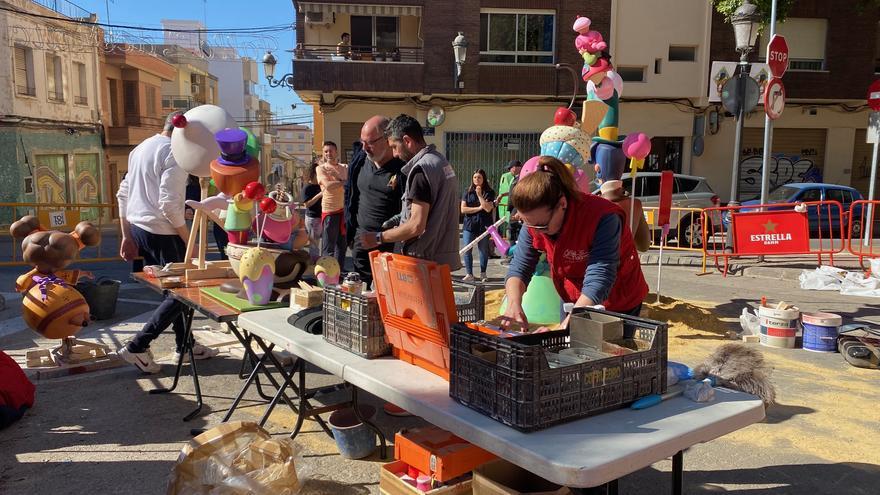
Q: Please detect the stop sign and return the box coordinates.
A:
[767,35,789,77]
[868,79,880,111]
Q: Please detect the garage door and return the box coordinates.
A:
[340,122,363,163]
[737,128,826,201]
[850,129,874,198]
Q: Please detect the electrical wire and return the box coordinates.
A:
[0,4,294,33]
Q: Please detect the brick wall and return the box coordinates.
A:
[709,0,879,100]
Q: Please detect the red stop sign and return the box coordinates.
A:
[868,80,880,111]
[767,35,789,77]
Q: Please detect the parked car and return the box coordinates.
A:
[594,173,721,248]
[722,183,865,237]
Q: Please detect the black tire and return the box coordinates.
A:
[677,213,707,249]
[851,220,863,239]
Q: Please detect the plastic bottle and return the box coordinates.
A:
[416,474,432,492]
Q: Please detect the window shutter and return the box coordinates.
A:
[14,47,28,92]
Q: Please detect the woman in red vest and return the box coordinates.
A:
[502,156,648,333]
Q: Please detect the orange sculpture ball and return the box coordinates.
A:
[22,282,90,339]
[210,157,261,196]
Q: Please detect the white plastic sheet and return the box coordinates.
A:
[799,262,880,297]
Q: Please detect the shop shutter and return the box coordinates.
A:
[737,128,826,201]
[340,122,363,163]
[850,130,874,198]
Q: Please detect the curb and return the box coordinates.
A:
[639,253,805,281]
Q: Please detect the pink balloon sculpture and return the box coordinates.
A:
[622,133,651,160]
[520,155,591,193]
[520,155,542,178]
[487,225,511,255]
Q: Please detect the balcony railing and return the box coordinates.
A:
[30,0,91,19]
[294,44,423,63]
[16,85,36,97]
[48,90,64,102]
[162,95,194,111]
[74,95,88,105]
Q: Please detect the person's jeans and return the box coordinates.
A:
[621,303,643,339]
[352,228,395,288]
[305,215,323,262]
[321,212,347,269]
[212,221,228,260]
[462,229,489,276]
[127,225,188,353]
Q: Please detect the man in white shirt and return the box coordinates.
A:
[116,111,218,373]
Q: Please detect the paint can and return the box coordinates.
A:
[758,305,800,349]
[801,312,842,353]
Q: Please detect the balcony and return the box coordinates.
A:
[162,95,194,111]
[47,90,64,103]
[74,95,88,105]
[107,115,163,146]
[16,85,36,97]
[293,44,424,94]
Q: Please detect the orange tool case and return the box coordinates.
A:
[395,426,497,482]
[369,252,459,380]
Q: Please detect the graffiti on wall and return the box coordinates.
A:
[738,152,823,201]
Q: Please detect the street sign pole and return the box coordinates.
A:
[866,115,879,246]
[759,0,779,208]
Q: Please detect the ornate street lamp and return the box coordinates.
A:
[452,32,468,90]
[262,51,294,90]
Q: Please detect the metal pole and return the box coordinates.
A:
[865,136,879,246]
[726,61,748,250]
[759,0,779,207]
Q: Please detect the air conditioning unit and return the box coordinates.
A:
[191,84,200,94]
[304,11,324,24]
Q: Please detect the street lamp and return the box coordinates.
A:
[262,50,295,90]
[727,0,762,206]
[452,32,468,90]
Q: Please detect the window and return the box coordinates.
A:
[146,86,157,116]
[73,62,87,105]
[668,46,697,62]
[298,133,305,140]
[634,176,661,197]
[825,188,852,205]
[286,145,294,152]
[646,137,684,173]
[46,54,64,102]
[14,45,35,96]
[758,18,827,71]
[298,144,305,152]
[617,66,646,82]
[244,80,251,95]
[799,188,821,202]
[676,178,700,193]
[123,81,137,115]
[351,16,399,54]
[479,11,555,64]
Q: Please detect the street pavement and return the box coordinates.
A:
[1,250,879,494]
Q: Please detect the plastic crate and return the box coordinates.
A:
[322,286,390,359]
[449,308,668,432]
[452,281,484,323]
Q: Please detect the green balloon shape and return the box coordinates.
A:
[499,273,563,326]
[242,127,261,159]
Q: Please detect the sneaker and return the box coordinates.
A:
[462,274,475,282]
[383,403,413,417]
[118,346,161,374]
[480,274,489,283]
[174,343,220,363]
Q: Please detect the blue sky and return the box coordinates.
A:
[73,0,312,126]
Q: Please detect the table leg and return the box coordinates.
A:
[671,450,683,495]
[228,324,290,402]
[183,324,203,422]
[351,386,388,460]
[150,307,194,394]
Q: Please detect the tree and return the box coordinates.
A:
[712,0,879,25]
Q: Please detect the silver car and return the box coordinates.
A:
[597,173,721,248]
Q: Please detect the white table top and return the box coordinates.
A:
[238,308,766,488]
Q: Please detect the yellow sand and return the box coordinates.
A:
[485,289,880,465]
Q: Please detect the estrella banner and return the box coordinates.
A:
[732,210,810,255]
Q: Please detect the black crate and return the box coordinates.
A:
[449,308,667,432]
[452,281,484,323]
[322,286,390,358]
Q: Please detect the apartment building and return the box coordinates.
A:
[288,0,878,200]
[0,0,105,226]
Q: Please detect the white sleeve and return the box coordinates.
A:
[158,153,188,229]
[116,175,129,220]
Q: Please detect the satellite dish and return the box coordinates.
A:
[427,106,446,127]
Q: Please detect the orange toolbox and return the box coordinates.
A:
[369,252,459,380]
[395,426,497,483]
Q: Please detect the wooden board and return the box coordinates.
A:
[200,286,287,313]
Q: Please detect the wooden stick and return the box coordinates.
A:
[198,210,207,269]
[184,210,199,266]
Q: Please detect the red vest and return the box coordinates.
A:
[530,192,648,312]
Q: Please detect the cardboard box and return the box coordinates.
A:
[395,426,497,482]
[291,287,323,308]
[472,460,571,495]
[570,312,623,350]
[380,460,473,495]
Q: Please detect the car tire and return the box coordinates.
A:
[851,220,862,239]
[677,213,706,249]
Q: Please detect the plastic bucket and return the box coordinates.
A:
[327,405,377,459]
[802,312,842,353]
[75,278,121,320]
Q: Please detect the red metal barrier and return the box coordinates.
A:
[847,200,880,269]
[701,200,846,276]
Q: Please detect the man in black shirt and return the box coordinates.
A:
[350,115,406,286]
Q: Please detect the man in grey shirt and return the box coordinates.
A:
[360,114,461,271]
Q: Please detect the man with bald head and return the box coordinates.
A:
[347,115,406,286]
